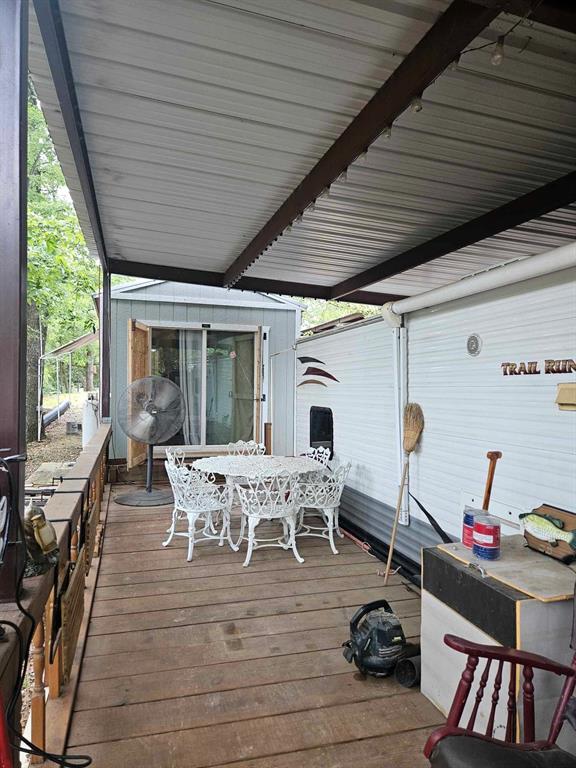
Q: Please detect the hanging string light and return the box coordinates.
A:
[491,35,505,66]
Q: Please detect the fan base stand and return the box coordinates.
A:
[114,488,174,507]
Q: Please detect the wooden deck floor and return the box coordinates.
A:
[68,485,442,767]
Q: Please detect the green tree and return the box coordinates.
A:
[297,297,380,331]
[27,83,100,439]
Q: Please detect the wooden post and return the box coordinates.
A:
[446,654,478,728]
[30,620,46,763]
[522,665,535,742]
[264,423,272,455]
[0,0,28,602]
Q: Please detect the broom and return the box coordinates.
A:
[383,403,424,585]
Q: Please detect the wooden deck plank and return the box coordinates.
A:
[69,671,418,746]
[90,578,413,618]
[67,488,437,767]
[71,695,441,766]
[75,648,395,711]
[98,546,372,575]
[85,600,421,656]
[211,731,435,768]
[82,616,422,679]
[94,561,390,600]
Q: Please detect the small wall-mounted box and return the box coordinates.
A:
[556,383,576,411]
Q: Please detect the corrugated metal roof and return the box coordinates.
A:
[29,0,576,298]
[44,331,98,358]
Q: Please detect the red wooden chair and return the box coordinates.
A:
[424,633,576,767]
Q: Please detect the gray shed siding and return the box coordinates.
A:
[110,285,297,459]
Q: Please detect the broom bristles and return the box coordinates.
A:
[403,402,424,453]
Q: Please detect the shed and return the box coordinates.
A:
[109,280,300,462]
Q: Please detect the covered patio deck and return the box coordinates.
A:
[68,486,437,766]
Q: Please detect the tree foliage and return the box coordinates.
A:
[298,297,380,331]
[28,83,100,392]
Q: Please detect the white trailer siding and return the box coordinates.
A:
[407,267,576,540]
[297,319,397,503]
[296,319,439,564]
[295,267,576,564]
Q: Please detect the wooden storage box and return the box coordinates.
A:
[421,544,575,753]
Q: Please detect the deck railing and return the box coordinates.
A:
[0,424,111,765]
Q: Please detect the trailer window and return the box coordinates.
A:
[310,407,333,458]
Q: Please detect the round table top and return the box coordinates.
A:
[194,454,323,478]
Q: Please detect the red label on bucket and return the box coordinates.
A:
[472,517,501,560]
[462,509,476,548]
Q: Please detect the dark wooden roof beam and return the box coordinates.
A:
[108,259,404,305]
[331,171,576,299]
[222,0,500,288]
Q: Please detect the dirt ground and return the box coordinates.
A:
[25,400,84,481]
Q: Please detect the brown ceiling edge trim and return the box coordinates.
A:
[108,259,404,305]
[331,170,576,298]
[222,0,500,288]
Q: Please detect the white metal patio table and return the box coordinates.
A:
[194,455,324,551]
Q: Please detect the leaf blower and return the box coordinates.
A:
[342,599,419,677]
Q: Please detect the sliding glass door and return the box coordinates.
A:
[151,326,258,448]
[206,330,255,445]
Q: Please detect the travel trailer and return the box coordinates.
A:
[296,249,576,571]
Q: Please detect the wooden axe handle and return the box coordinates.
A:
[482,451,502,511]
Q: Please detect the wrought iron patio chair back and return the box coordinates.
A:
[227,440,266,456]
[235,472,298,519]
[165,460,223,513]
[301,445,331,467]
[298,462,350,508]
[165,446,188,468]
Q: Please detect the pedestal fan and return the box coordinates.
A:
[115,376,186,506]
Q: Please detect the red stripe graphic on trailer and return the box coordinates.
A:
[303,367,339,382]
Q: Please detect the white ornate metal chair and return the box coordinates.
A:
[300,445,332,481]
[165,446,188,467]
[296,463,351,555]
[227,440,266,456]
[301,445,331,467]
[235,472,303,567]
[163,459,233,560]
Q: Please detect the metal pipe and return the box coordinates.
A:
[145,443,154,493]
[387,243,576,317]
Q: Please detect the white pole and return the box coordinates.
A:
[56,358,60,412]
[37,357,42,441]
[68,352,72,395]
[388,242,576,316]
